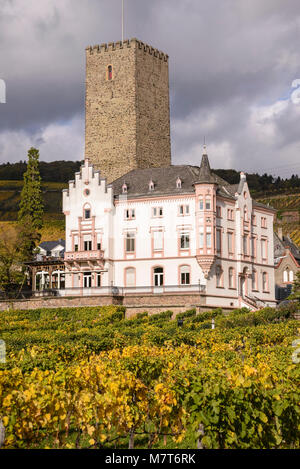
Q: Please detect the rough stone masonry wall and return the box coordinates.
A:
[135,42,171,169]
[0,293,209,317]
[85,39,171,183]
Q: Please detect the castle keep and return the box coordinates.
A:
[85,38,171,183]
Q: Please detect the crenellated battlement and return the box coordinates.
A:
[85,38,168,62]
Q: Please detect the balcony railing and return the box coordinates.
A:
[31,284,207,298]
[64,250,104,262]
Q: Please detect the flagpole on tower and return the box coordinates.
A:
[122,0,124,42]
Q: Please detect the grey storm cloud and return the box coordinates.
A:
[0,0,300,176]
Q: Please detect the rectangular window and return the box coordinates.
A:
[153,231,163,251]
[181,272,190,285]
[229,268,234,289]
[262,272,268,291]
[243,236,248,256]
[227,232,233,254]
[97,243,101,251]
[205,198,211,210]
[216,206,222,218]
[84,241,92,251]
[152,207,163,217]
[216,229,221,252]
[199,199,204,210]
[179,205,190,216]
[261,239,267,260]
[126,268,135,287]
[180,233,190,250]
[199,230,204,249]
[126,233,135,253]
[125,209,135,220]
[206,232,212,248]
[83,273,92,288]
[252,271,257,291]
[97,273,101,287]
[261,217,267,228]
[74,244,78,252]
[227,209,234,221]
[251,237,256,258]
[84,209,91,220]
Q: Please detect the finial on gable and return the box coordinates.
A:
[240,171,246,180]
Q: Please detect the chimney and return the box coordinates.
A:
[278,227,283,240]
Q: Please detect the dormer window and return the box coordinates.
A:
[122,183,128,194]
[149,180,154,191]
[176,177,182,189]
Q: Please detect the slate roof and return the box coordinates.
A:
[39,240,65,252]
[274,232,300,263]
[111,154,235,200]
[110,152,274,212]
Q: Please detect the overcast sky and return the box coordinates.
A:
[0,0,300,177]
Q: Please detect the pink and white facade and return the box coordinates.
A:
[62,150,277,309]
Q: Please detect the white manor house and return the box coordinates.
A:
[62,149,277,310]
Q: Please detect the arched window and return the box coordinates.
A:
[122,182,128,194]
[244,206,248,221]
[83,204,91,220]
[289,270,294,282]
[228,267,235,288]
[125,267,135,287]
[283,269,288,283]
[216,265,223,288]
[252,269,257,291]
[180,265,191,285]
[262,272,268,292]
[176,177,182,189]
[149,180,154,191]
[107,65,113,80]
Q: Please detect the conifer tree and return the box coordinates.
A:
[17,147,44,260]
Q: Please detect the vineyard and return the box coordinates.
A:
[257,193,300,247]
[0,305,299,449]
[257,193,300,211]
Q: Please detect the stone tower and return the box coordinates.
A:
[85,38,171,183]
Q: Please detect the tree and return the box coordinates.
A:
[289,271,300,301]
[17,147,44,260]
[0,225,26,296]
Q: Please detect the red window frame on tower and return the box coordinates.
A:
[107,65,113,81]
